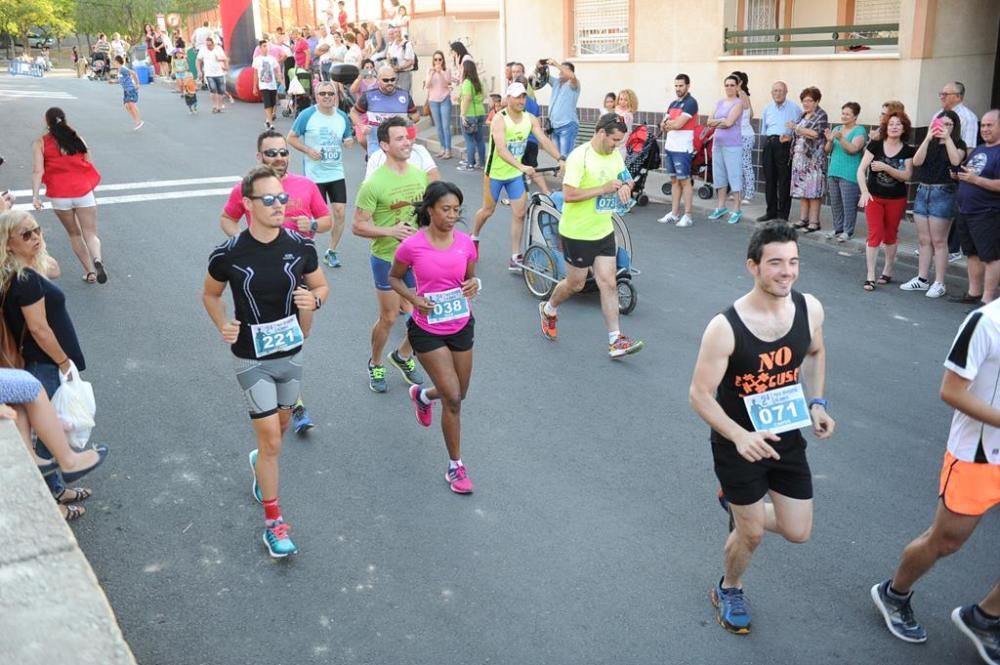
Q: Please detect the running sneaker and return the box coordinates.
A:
[539,302,558,340]
[870,580,928,643]
[409,384,433,427]
[323,249,341,268]
[727,210,743,225]
[249,449,262,504]
[710,578,752,634]
[825,231,838,240]
[609,334,644,358]
[389,350,424,385]
[838,233,851,243]
[292,403,315,434]
[676,214,694,228]
[445,464,474,494]
[899,277,930,291]
[716,489,735,532]
[368,363,388,393]
[508,255,523,273]
[952,605,1000,665]
[456,164,478,172]
[926,282,947,299]
[657,212,679,224]
[949,252,964,264]
[262,520,298,558]
[707,207,728,220]
[133,121,144,131]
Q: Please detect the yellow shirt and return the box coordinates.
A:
[559,143,629,241]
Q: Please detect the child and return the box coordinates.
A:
[115,55,144,131]
[173,48,191,94]
[603,91,616,113]
[486,93,502,123]
[183,76,199,113]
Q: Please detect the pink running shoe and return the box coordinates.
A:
[445,464,474,494]
[409,384,433,427]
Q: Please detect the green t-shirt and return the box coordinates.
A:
[486,110,534,181]
[461,79,486,117]
[354,164,428,261]
[828,125,867,182]
[560,143,629,241]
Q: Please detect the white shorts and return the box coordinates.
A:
[49,191,96,211]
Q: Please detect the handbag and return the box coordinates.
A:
[0,284,24,369]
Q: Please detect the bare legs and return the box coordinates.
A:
[371,289,413,367]
[415,346,473,461]
[53,206,102,279]
[723,491,812,588]
[252,408,292,502]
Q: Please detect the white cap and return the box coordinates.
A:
[506,81,527,97]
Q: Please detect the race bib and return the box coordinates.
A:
[426,287,470,325]
[250,314,304,358]
[595,192,625,213]
[742,384,812,435]
[320,146,341,162]
[507,139,527,158]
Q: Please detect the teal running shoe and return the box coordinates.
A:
[262,520,298,558]
[323,250,341,268]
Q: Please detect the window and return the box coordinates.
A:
[854,0,901,23]
[743,0,778,55]
[573,0,629,58]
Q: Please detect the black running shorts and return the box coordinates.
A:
[407,316,474,354]
[711,435,813,505]
[316,179,347,204]
[560,232,616,269]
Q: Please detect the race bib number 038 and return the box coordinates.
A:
[426,287,470,325]
[250,314,304,358]
[742,384,812,435]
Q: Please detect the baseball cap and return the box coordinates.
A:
[506,81,527,97]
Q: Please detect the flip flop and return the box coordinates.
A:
[876,274,893,285]
[93,260,108,284]
[60,504,86,521]
[82,272,97,284]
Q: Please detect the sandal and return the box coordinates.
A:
[793,220,809,229]
[93,260,108,284]
[82,272,97,284]
[803,224,821,233]
[876,274,893,285]
[55,487,93,504]
[863,280,876,291]
[59,504,86,521]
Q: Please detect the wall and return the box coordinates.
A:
[408,13,502,101]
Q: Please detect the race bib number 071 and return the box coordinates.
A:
[250,314,304,358]
[742,384,812,435]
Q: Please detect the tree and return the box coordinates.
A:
[0,0,72,55]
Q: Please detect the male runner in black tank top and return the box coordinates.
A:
[689,222,835,634]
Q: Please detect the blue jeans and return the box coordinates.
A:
[828,176,861,236]
[24,360,65,495]
[551,122,579,156]
[463,115,486,166]
[429,98,452,151]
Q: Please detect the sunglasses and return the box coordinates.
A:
[261,148,290,157]
[381,77,397,82]
[18,226,42,241]
[316,91,337,97]
[248,193,289,206]
[433,57,443,61]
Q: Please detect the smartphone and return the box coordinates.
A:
[931,117,944,133]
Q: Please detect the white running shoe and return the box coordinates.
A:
[926,282,947,298]
[948,252,964,264]
[676,214,693,228]
[900,277,930,291]
[657,212,679,224]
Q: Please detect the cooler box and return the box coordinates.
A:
[135,64,151,84]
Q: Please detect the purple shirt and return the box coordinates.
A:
[713,98,742,147]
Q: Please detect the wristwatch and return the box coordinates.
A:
[314,295,323,310]
[309,219,318,233]
[808,398,829,410]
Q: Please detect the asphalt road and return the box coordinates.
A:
[2,71,996,665]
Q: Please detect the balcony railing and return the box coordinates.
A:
[723,23,899,53]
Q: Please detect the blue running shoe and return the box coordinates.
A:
[870,580,927,643]
[323,249,341,268]
[249,449,262,504]
[952,605,1000,665]
[710,578,752,634]
[292,403,315,434]
[262,520,298,558]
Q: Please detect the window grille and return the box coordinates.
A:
[573,0,629,57]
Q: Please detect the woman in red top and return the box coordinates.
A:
[31,107,107,284]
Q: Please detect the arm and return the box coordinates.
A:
[840,131,865,155]
[389,258,432,314]
[912,131,933,167]
[547,58,577,88]
[460,85,470,117]
[252,65,260,95]
[941,370,1000,428]
[20,301,71,373]
[562,180,620,203]
[798,295,834,438]
[661,112,691,132]
[294,268,329,311]
[943,136,965,166]
[219,213,241,238]
[351,206,413,241]
[880,157,913,183]
[717,101,742,129]
[202,274,240,344]
[31,138,44,209]
[426,167,441,183]
[958,169,1000,192]
[857,150,875,205]
[286,129,321,161]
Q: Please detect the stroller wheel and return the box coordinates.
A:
[637,193,649,207]
[522,244,557,300]
[281,106,292,118]
[698,184,714,200]
[617,278,637,315]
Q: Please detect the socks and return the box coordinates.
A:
[887,583,910,600]
[263,497,282,523]
[392,349,411,362]
[974,604,1000,623]
[470,234,479,242]
[449,458,462,469]
[511,253,518,261]
[543,302,557,317]
[608,330,621,344]
[418,389,433,405]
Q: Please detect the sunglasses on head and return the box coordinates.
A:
[248,192,289,206]
[316,91,337,97]
[261,148,290,157]
[18,226,41,241]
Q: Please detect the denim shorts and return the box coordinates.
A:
[664,150,693,179]
[370,254,415,291]
[206,75,226,94]
[913,184,957,219]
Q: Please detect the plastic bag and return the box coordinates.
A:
[287,76,305,96]
[51,361,96,451]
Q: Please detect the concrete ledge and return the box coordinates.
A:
[0,420,136,665]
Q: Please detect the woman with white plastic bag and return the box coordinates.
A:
[0,210,106,513]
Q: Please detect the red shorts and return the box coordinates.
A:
[865,196,907,247]
[938,451,1000,516]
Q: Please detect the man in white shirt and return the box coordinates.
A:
[197,36,228,113]
[192,21,211,49]
[385,27,415,93]
[252,38,284,129]
[365,139,440,182]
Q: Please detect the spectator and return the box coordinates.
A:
[510,62,535,98]
[955,109,1000,303]
[192,21,212,50]
[858,111,915,291]
[757,81,802,222]
[869,100,904,142]
[424,50,453,159]
[351,58,378,98]
[197,36,229,114]
[457,60,487,171]
[657,73,698,227]
[71,46,82,78]
[338,1,349,31]
[252,38,284,130]
[391,4,409,35]
[934,82,979,263]
[539,58,580,158]
[823,101,867,242]
[272,26,288,49]
[292,27,310,70]
[732,71,755,204]
[110,32,127,62]
[143,24,157,74]
[899,110,966,298]
[486,94,502,122]
[329,30,348,64]
[30,108,106,284]
[449,41,473,73]
[367,25,387,64]
[153,27,170,77]
[344,32,363,66]
[385,26,415,92]
[615,89,639,158]
[603,92,616,114]
[705,75,746,224]
[789,86,829,232]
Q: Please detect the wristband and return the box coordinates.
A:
[808,398,828,410]
[309,219,318,233]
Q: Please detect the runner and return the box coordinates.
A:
[365,132,441,183]
[688,221,835,634]
[114,56,143,131]
[203,166,329,558]
[390,181,480,494]
[287,80,354,269]
[471,81,564,271]
[349,64,420,157]
[870,301,1000,663]
[220,129,331,433]
[537,114,644,358]
[352,117,426,392]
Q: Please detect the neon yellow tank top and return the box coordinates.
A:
[485,110,534,181]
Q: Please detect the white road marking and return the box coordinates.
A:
[13,187,235,211]
[10,175,241,198]
[0,89,75,100]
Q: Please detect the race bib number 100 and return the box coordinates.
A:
[250,314,304,358]
[426,287,470,325]
[742,384,812,435]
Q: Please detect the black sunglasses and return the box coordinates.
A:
[261,148,290,157]
[248,193,289,206]
[316,91,337,97]
[381,77,397,82]
[19,226,42,241]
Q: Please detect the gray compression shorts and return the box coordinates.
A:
[232,351,303,419]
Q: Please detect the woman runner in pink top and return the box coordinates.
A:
[390,181,480,494]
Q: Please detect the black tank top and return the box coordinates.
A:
[711,290,812,446]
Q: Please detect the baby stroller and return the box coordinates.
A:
[518,177,639,315]
[624,125,661,208]
[662,124,715,200]
[281,67,314,118]
[88,53,109,81]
